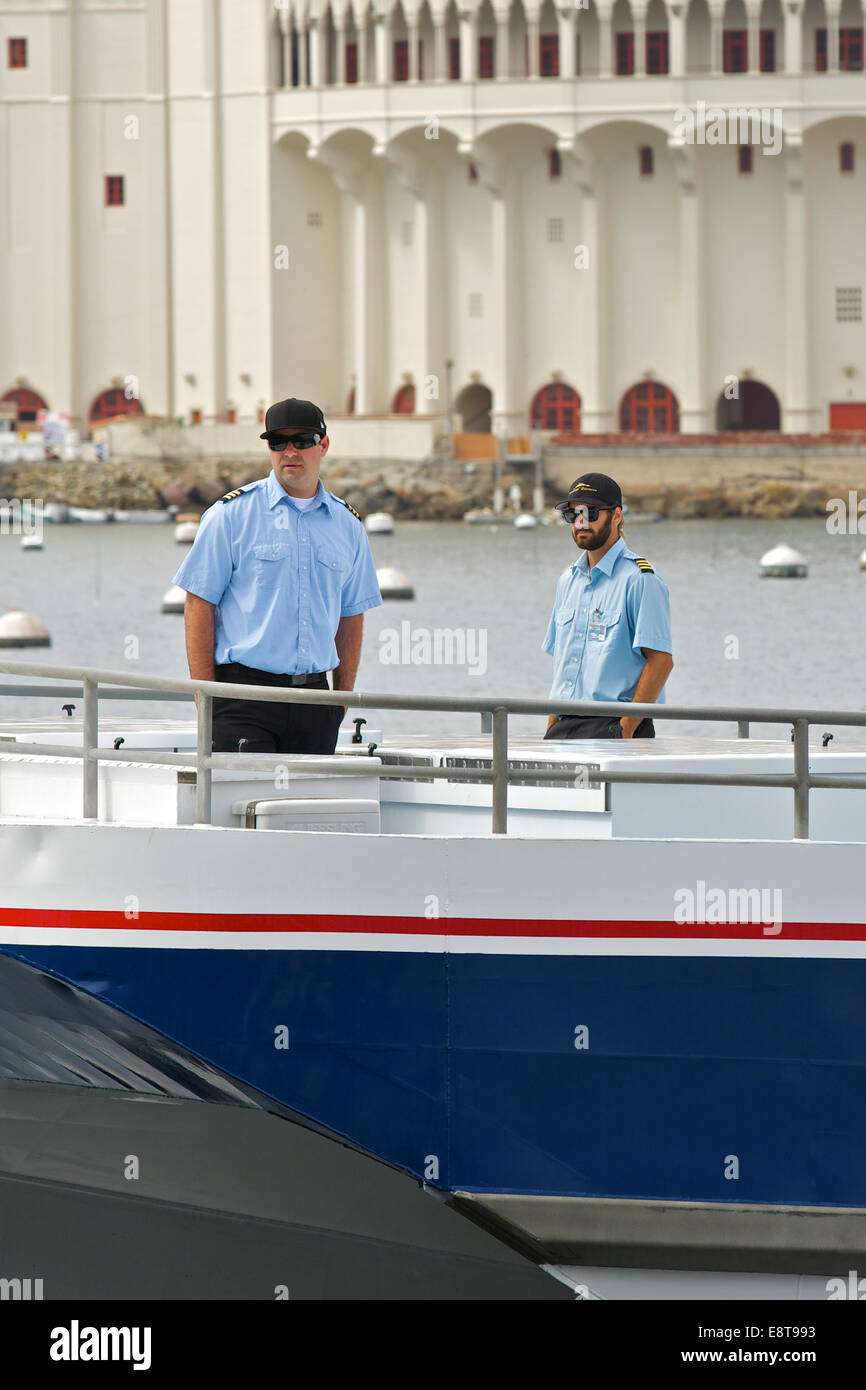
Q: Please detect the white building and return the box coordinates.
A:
[1,0,865,447]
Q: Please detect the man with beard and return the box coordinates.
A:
[542,473,673,739]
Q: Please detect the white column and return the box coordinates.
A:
[526,15,540,75]
[309,16,326,86]
[298,20,308,86]
[495,12,511,75]
[633,3,646,74]
[409,21,420,78]
[335,22,346,83]
[358,20,368,81]
[560,141,605,431]
[709,2,724,73]
[557,6,576,76]
[784,1,803,73]
[826,3,840,71]
[459,7,477,79]
[490,185,522,433]
[279,13,291,87]
[670,147,708,433]
[783,136,810,432]
[747,1,760,72]
[665,2,686,74]
[374,14,390,81]
[597,4,614,76]
[433,14,447,76]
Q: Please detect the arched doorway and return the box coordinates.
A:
[531,381,581,432]
[89,388,144,425]
[1,387,48,427]
[619,381,679,433]
[455,382,492,433]
[716,380,780,430]
[392,383,415,413]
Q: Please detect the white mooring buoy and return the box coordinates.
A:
[161,585,187,614]
[20,534,44,551]
[0,609,52,647]
[759,544,807,578]
[514,512,538,529]
[365,511,395,535]
[376,566,415,600]
[174,513,200,544]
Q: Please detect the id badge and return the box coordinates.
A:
[587,609,607,642]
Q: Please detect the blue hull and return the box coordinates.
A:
[6,943,866,1207]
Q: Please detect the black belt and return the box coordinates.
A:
[216,664,327,688]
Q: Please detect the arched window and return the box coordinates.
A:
[530,382,581,432]
[716,380,780,431]
[620,382,679,433]
[392,384,415,413]
[1,387,48,426]
[89,388,145,424]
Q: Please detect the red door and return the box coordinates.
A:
[620,383,679,433]
[530,383,580,432]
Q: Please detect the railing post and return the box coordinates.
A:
[737,721,749,739]
[492,704,508,834]
[792,719,810,839]
[82,676,98,818]
[195,693,213,825]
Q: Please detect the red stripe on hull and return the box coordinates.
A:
[0,907,864,940]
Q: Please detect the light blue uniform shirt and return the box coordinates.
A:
[172,472,382,674]
[542,536,672,707]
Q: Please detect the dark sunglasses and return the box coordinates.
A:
[560,504,612,524]
[266,431,321,451]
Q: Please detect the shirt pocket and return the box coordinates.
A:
[251,541,293,587]
[316,547,349,576]
[588,611,622,645]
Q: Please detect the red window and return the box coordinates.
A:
[548,148,562,178]
[479,35,494,78]
[646,31,668,74]
[815,28,827,71]
[392,384,415,414]
[345,42,358,83]
[639,145,654,176]
[89,389,144,424]
[840,27,864,70]
[105,175,125,207]
[840,141,855,172]
[393,39,408,81]
[540,33,559,76]
[620,382,679,433]
[616,32,634,75]
[8,37,27,68]
[723,30,747,72]
[449,36,460,79]
[760,28,775,71]
[530,383,581,433]
[738,145,753,174]
[1,387,47,424]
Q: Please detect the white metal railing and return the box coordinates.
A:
[2,660,866,838]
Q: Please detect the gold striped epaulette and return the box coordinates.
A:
[219,489,245,503]
[632,556,655,574]
[339,498,363,522]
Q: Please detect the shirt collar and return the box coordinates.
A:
[573,535,626,578]
[266,471,331,513]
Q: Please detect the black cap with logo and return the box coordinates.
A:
[260,398,327,440]
[555,472,623,511]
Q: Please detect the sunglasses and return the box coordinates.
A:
[266,431,322,451]
[560,504,613,524]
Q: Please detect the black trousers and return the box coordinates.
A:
[544,714,655,740]
[212,663,343,754]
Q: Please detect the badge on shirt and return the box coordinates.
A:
[588,608,607,641]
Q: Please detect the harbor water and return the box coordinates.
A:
[1,515,863,740]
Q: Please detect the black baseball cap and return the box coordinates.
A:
[260,397,326,439]
[556,472,623,511]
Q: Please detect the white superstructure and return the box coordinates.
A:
[1,0,865,442]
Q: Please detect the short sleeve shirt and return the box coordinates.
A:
[542,537,672,706]
[172,472,382,674]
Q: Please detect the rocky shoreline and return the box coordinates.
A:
[0,456,859,520]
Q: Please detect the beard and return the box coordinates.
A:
[573,513,614,550]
